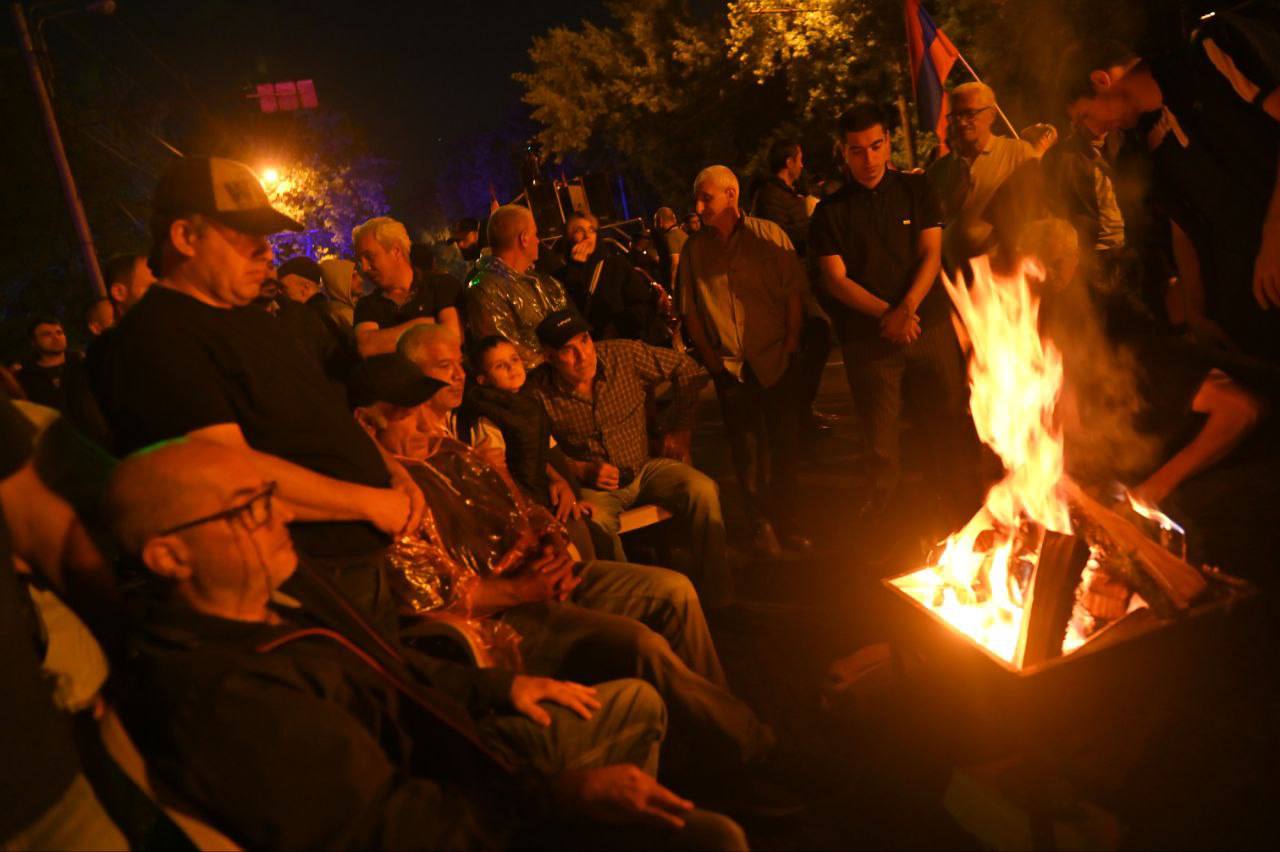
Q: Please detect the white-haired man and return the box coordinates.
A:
[678,165,810,557]
[352,216,462,357]
[466,204,568,367]
[926,81,1057,270]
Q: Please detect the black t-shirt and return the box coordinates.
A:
[809,169,948,339]
[100,286,390,557]
[16,354,81,411]
[353,268,463,330]
[0,394,81,837]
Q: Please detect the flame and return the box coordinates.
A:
[891,256,1071,667]
[1120,487,1185,537]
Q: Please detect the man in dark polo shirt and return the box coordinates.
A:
[811,103,971,523]
[1059,3,1280,364]
[352,215,463,357]
[97,157,425,623]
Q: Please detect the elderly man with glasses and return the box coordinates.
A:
[926,82,1057,272]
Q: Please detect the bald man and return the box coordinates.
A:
[926,82,1056,270]
[465,204,568,367]
[108,438,746,850]
[678,165,809,557]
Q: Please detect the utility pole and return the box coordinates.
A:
[12,1,107,298]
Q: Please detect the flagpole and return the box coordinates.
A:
[951,50,1019,137]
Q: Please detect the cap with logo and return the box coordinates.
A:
[152,157,304,236]
[536,309,591,350]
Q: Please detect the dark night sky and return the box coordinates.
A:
[3,0,608,225]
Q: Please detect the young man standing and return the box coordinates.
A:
[811,104,974,525]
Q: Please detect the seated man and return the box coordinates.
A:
[524,311,730,608]
[378,331,773,775]
[108,438,747,850]
[352,216,463,356]
[466,205,569,368]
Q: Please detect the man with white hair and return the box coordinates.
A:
[926,81,1057,271]
[466,204,569,367]
[678,165,810,557]
[352,216,462,356]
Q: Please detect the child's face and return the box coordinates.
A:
[481,342,526,391]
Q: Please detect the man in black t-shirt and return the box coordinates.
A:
[15,317,80,412]
[811,104,973,522]
[352,216,463,356]
[97,156,425,622]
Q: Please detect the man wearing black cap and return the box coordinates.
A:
[94,156,425,625]
[525,311,731,608]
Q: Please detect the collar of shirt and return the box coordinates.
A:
[551,358,609,401]
[845,168,902,197]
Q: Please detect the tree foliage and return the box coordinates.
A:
[517,0,1174,209]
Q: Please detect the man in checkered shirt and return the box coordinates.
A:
[525,310,730,609]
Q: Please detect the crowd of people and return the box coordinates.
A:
[3,4,1279,847]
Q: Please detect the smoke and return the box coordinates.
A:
[1021,219,1163,488]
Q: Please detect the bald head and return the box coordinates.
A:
[106,439,260,554]
[488,205,536,253]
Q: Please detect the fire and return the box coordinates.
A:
[891,256,1070,667]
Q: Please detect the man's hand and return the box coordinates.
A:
[549,478,583,522]
[1020,123,1059,156]
[1253,223,1280,310]
[570,239,594,264]
[879,304,920,344]
[557,766,694,830]
[516,540,582,602]
[659,430,692,464]
[589,461,621,490]
[385,457,427,536]
[510,676,601,727]
[365,488,412,538]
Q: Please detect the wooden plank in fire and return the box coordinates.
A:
[1016,531,1090,669]
[1061,478,1208,610]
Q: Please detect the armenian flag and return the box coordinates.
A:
[905,0,959,144]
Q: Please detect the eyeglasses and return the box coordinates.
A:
[158,482,278,536]
[948,106,994,123]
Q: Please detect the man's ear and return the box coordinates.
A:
[726,185,739,204]
[169,218,202,260]
[140,535,194,583]
[1089,69,1114,94]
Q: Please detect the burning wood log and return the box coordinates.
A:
[1061,478,1207,610]
[1016,532,1089,668]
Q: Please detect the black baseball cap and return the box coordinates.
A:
[348,354,447,408]
[277,256,323,283]
[152,157,304,236]
[536,309,591,350]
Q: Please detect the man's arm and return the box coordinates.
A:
[627,342,708,432]
[437,306,463,342]
[1134,370,1264,505]
[354,318,435,358]
[1253,150,1280,309]
[188,422,411,536]
[815,254,893,318]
